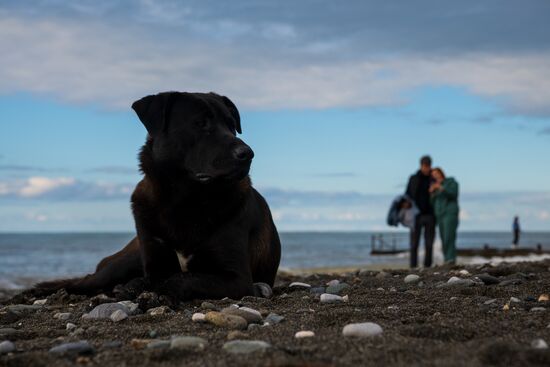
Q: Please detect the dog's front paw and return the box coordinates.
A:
[253,282,273,299]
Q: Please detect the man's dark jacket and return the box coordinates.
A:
[405,171,433,215]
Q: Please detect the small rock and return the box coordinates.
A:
[320,293,346,303]
[531,338,548,349]
[499,279,523,287]
[130,339,153,349]
[0,328,20,337]
[539,294,549,302]
[530,307,546,312]
[376,271,389,279]
[66,323,77,331]
[295,331,315,338]
[389,287,397,292]
[404,274,420,284]
[223,340,271,354]
[33,299,47,305]
[149,330,158,338]
[117,301,139,314]
[252,282,274,299]
[450,297,458,301]
[147,306,173,316]
[192,312,206,323]
[484,299,497,305]
[221,306,262,324]
[458,269,470,276]
[170,336,208,350]
[137,291,160,311]
[326,279,340,287]
[503,303,510,311]
[0,340,15,354]
[147,340,171,349]
[289,282,311,289]
[441,277,475,287]
[227,331,248,340]
[205,311,247,330]
[247,323,261,331]
[5,304,42,314]
[510,297,521,303]
[49,341,94,355]
[376,288,385,292]
[264,313,284,325]
[325,283,350,295]
[54,312,72,321]
[110,309,128,322]
[84,303,129,319]
[89,294,116,307]
[342,322,383,337]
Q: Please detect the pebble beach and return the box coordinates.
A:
[1,260,550,366]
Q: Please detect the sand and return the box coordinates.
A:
[1,260,550,366]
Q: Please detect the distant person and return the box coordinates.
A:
[405,155,435,268]
[430,167,459,265]
[512,216,521,247]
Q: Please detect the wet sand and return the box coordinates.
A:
[1,260,550,366]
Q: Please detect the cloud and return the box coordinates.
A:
[0,5,549,115]
[539,127,550,135]
[0,176,133,201]
[88,166,138,175]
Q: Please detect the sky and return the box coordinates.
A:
[0,0,549,232]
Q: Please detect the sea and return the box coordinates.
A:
[1,231,549,289]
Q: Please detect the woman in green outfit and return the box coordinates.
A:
[429,167,459,264]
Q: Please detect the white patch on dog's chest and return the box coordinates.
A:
[176,251,192,272]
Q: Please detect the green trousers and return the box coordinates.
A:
[437,212,459,263]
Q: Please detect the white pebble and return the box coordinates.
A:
[66,323,77,331]
[531,338,548,349]
[459,269,470,276]
[295,331,315,339]
[110,309,128,322]
[192,312,206,323]
[510,297,521,303]
[342,322,383,337]
[33,299,47,306]
[447,276,462,283]
[531,307,546,312]
[376,288,384,292]
[289,282,311,289]
[320,293,345,303]
[54,312,71,320]
[404,274,420,284]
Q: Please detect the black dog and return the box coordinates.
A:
[35,92,281,301]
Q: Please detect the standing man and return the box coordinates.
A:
[405,155,435,268]
[512,216,521,247]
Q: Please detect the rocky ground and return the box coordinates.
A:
[1,260,550,367]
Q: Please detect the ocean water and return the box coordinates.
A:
[0,231,549,289]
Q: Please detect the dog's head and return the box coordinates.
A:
[132,92,253,183]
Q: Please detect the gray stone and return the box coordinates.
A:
[499,279,523,286]
[484,299,497,305]
[326,279,340,287]
[0,340,15,354]
[110,309,128,322]
[510,297,521,303]
[201,302,218,311]
[5,304,42,314]
[222,340,271,354]
[49,341,94,355]
[404,274,420,284]
[289,282,311,289]
[146,340,171,349]
[33,299,47,305]
[376,271,390,279]
[84,303,129,319]
[310,287,326,295]
[342,322,383,337]
[438,277,476,287]
[66,323,77,332]
[264,313,284,325]
[530,307,546,312]
[326,283,350,295]
[170,336,208,351]
[117,301,139,314]
[103,340,123,349]
[474,274,500,285]
[221,307,262,324]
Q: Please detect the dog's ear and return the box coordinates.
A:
[220,95,242,134]
[132,92,177,136]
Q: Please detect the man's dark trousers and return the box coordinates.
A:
[410,214,435,268]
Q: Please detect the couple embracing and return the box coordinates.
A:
[405,155,460,267]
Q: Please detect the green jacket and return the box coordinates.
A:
[431,177,459,218]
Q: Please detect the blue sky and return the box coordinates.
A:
[0,1,549,231]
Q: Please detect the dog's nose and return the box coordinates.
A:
[233,145,254,161]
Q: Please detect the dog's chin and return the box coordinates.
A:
[193,167,250,184]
